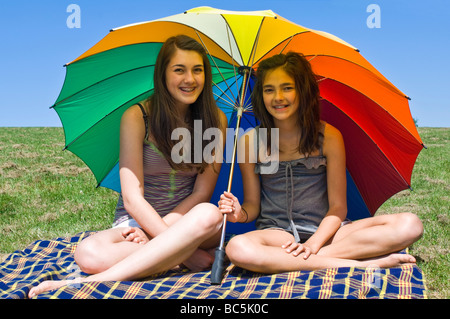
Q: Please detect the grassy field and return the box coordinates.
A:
[0,127,448,298]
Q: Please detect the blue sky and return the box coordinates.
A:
[0,0,448,127]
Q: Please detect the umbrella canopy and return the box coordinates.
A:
[53,6,424,221]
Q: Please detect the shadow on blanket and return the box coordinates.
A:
[0,231,427,299]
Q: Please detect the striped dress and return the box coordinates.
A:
[112,140,197,227]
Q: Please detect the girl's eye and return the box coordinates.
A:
[283,86,294,91]
[263,88,274,94]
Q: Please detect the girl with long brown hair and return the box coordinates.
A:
[29,35,232,297]
[219,52,423,273]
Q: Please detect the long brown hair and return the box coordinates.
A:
[252,52,321,156]
[147,35,220,172]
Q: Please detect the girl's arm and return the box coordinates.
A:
[219,128,261,223]
[118,105,169,238]
[120,106,229,237]
[304,123,347,254]
[164,109,229,226]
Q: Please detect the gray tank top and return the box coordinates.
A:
[255,127,328,243]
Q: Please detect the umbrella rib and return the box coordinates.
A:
[194,30,240,108]
[239,17,264,111]
[307,54,318,62]
[213,91,238,109]
[243,99,253,111]
[225,24,242,110]
[219,13,245,70]
[250,32,303,66]
[278,34,295,54]
[212,77,240,108]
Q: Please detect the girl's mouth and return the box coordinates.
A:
[180,87,195,93]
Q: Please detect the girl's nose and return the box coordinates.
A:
[274,89,284,101]
[184,71,195,83]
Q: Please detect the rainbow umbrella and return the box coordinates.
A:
[53,7,424,282]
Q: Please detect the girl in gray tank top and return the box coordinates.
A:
[218,52,422,274]
[255,126,328,243]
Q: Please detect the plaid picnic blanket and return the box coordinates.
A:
[0,231,427,299]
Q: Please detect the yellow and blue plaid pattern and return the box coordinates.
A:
[0,232,427,299]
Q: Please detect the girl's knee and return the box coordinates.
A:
[74,239,94,274]
[386,212,423,247]
[398,212,423,243]
[74,237,107,274]
[225,235,255,267]
[189,203,223,234]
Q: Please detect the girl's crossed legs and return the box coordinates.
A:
[28,203,222,298]
[226,212,422,274]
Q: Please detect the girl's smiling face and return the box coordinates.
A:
[262,67,299,124]
[165,48,205,110]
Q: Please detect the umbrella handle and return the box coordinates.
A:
[210,247,226,285]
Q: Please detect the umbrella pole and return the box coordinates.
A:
[210,107,242,285]
[210,69,249,285]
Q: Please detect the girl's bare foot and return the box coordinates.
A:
[28,279,75,298]
[362,253,416,268]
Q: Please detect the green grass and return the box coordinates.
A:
[377,127,449,299]
[0,127,448,298]
[0,128,117,252]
